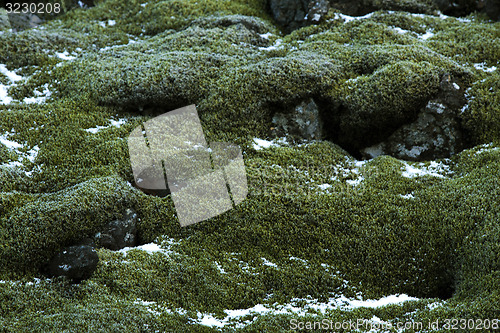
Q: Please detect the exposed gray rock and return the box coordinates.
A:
[47,243,98,281]
[271,98,323,141]
[434,0,499,20]
[7,12,43,32]
[361,74,466,161]
[481,0,500,21]
[269,0,309,32]
[94,208,138,250]
[269,0,436,32]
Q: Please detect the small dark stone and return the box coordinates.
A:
[94,208,138,250]
[47,245,98,281]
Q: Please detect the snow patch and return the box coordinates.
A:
[85,118,127,133]
[252,137,287,150]
[24,83,52,104]
[259,39,282,51]
[473,63,497,72]
[193,294,419,328]
[333,12,374,23]
[259,32,273,40]
[401,161,451,178]
[55,51,76,60]
[419,30,434,40]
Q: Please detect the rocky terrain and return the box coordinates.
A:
[0,0,499,331]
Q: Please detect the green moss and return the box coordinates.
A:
[461,74,500,145]
[56,0,272,36]
[337,61,441,149]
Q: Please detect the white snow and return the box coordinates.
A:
[118,238,180,255]
[55,51,76,60]
[401,161,451,178]
[0,64,23,82]
[334,12,374,23]
[0,133,23,150]
[318,183,332,190]
[419,30,434,40]
[259,32,273,40]
[261,257,278,268]
[473,63,497,72]
[400,193,415,199]
[259,39,282,51]
[252,137,287,150]
[193,294,420,328]
[85,118,127,133]
[108,20,116,26]
[24,83,52,104]
[0,64,24,105]
[362,144,384,159]
[312,13,321,22]
[393,27,408,35]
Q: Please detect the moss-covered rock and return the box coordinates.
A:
[0,176,137,275]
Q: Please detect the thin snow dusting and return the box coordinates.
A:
[261,257,278,268]
[118,238,180,255]
[475,142,499,154]
[0,132,40,174]
[0,64,24,105]
[55,51,77,60]
[333,12,374,23]
[401,161,452,178]
[24,83,52,104]
[318,183,332,190]
[259,32,273,40]
[473,63,497,72]
[419,30,434,40]
[192,294,420,328]
[85,118,128,133]
[259,39,282,51]
[252,137,287,150]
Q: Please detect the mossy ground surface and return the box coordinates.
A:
[0,0,499,331]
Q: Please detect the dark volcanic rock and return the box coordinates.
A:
[269,0,437,32]
[269,0,310,32]
[47,244,99,281]
[94,208,138,250]
[435,0,499,20]
[361,74,466,161]
[271,98,323,141]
